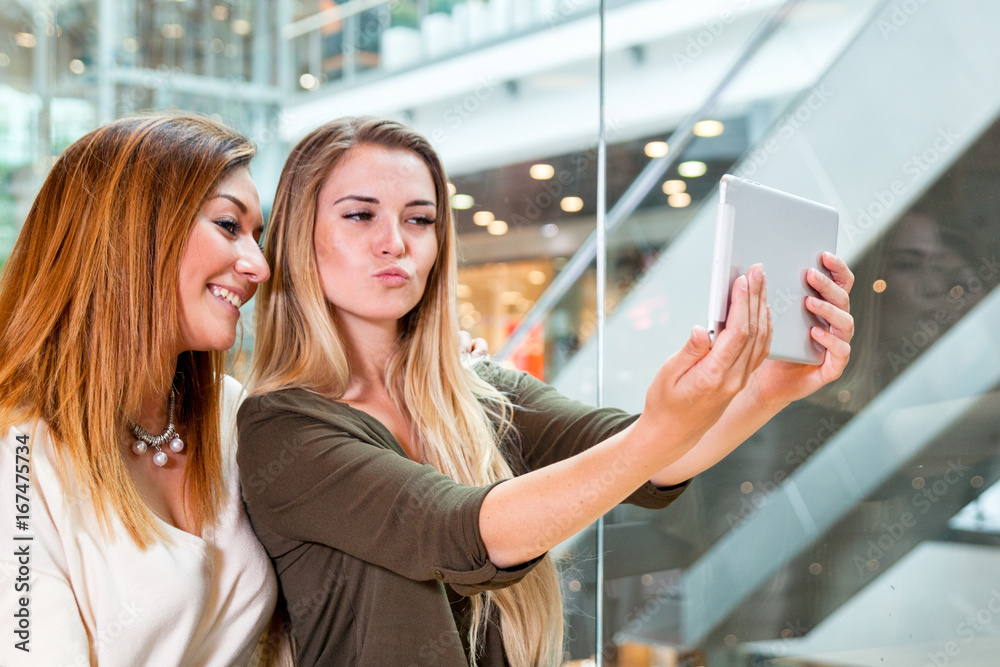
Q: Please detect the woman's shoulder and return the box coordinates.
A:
[470,359,532,393]
[237,384,357,425]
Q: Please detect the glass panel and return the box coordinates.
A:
[584,0,1000,663]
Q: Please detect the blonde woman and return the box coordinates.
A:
[239,117,854,666]
[0,116,277,665]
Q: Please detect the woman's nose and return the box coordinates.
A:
[237,241,271,283]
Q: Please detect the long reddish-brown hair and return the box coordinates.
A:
[0,114,255,546]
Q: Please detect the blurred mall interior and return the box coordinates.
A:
[3,0,1000,664]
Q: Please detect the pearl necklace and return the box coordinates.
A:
[127,388,185,467]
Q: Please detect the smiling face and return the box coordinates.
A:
[176,167,270,354]
[313,144,439,335]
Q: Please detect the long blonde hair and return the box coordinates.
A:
[250,117,563,666]
[0,115,255,546]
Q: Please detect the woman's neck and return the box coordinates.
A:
[134,359,179,434]
[339,316,401,401]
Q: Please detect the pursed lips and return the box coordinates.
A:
[373,267,410,286]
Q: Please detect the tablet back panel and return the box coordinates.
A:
[710,175,839,365]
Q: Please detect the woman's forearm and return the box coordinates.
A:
[478,420,697,568]
[480,267,771,569]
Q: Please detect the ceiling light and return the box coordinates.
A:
[15,33,37,48]
[529,164,555,180]
[457,284,472,298]
[540,224,558,238]
[212,5,229,20]
[451,194,474,210]
[668,193,692,208]
[446,182,456,197]
[472,211,494,226]
[299,73,319,90]
[69,59,85,74]
[527,270,547,285]
[873,279,887,293]
[677,161,707,178]
[693,120,725,137]
[644,141,669,158]
[232,19,252,35]
[661,179,686,195]
[560,196,584,213]
[487,219,508,235]
[0,54,10,67]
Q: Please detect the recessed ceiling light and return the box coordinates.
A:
[661,179,686,195]
[452,194,474,209]
[668,193,692,208]
[560,196,584,213]
[644,141,669,158]
[677,161,707,178]
[693,120,725,137]
[529,164,555,180]
[487,219,508,235]
[472,211,494,226]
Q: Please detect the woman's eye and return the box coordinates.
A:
[345,210,374,221]
[410,216,436,226]
[215,218,239,235]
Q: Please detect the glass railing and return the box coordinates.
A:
[283,0,604,88]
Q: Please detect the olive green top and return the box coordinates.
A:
[237,362,689,666]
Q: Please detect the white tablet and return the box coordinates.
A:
[707,174,839,365]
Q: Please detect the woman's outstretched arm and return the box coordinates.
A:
[480,265,772,568]
[649,252,855,487]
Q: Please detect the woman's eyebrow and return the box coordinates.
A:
[332,195,435,207]
[214,193,248,213]
[334,195,379,205]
